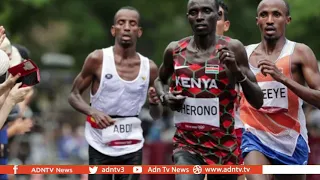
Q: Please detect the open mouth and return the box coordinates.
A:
[265,26,276,34]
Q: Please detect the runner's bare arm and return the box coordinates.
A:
[230,39,264,109]
[155,41,186,111]
[154,41,177,97]
[69,50,114,128]
[280,44,320,109]
[149,60,163,120]
[68,50,101,116]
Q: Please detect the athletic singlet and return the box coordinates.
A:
[170,36,239,165]
[235,109,244,129]
[85,46,150,156]
[240,40,309,156]
[234,86,244,129]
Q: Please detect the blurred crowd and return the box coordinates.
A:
[0,26,89,180]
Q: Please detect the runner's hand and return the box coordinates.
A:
[258,59,286,82]
[148,87,160,105]
[91,109,115,128]
[165,90,185,111]
[218,47,241,74]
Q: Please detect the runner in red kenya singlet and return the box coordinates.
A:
[154,0,263,180]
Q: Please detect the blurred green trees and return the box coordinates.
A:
[0,0,319,69]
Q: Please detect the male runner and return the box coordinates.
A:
[154,0,263,180]
[216,0,230,37]
[149,3,245,180]
[216,2,245,180]
[68,6,159,180]
[240,0,320,180]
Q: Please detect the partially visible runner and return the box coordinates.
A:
[240,0,320,180]
[68,6,160,180]
[216,1,245,180]
[154,0,263,180]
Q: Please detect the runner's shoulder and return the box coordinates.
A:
[86,49,103,65]
[166,36,193,52]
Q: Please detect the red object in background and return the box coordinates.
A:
[141,142,175,180]
[8,59,40,87]
[307,136,320,180]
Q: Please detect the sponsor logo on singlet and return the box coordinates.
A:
[105,74,113,79]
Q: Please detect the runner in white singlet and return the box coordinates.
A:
[68,6,160,180]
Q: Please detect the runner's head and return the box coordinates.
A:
[256,0,291,42]
[216,0,230,36]
[111,6,142,48]
[187,0,219,36]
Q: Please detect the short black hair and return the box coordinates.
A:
[187,0,219,11]
[213,0,219,11]
[258,0,290,16]
[113,6,141,25]
[218,0,229,21]
[283,0,290,16]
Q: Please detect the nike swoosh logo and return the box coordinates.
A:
[174,65,189,70]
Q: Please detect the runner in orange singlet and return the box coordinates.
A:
[240,0,320,180]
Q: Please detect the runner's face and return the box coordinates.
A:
[256,0,291,41]
[111,9,142,47]
[187,0,219,36]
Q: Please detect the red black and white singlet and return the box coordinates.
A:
[170,36,239,165]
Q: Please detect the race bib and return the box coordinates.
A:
[259,81,288,112]
[173,97,220,127]
[101,117,143,146]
